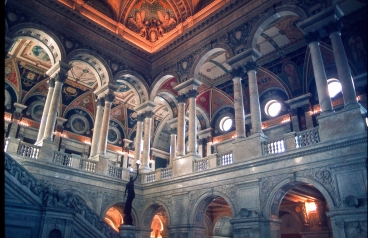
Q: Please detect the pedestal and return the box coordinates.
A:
[232,133,268,162]
[38,139,56,162]
[317,104,366,142]
[93,154,110,176]
[119,224,135,238]
[6,137,21,154]
[172,154,201,176]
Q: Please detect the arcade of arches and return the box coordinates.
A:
[4,0,367,238]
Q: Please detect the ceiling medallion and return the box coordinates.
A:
[127,0,177,43]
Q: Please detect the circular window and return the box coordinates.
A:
[219,116,233,132]
[265,100,282,117]
[107,127,121,144]
[327,78,342,98]
[68,114,90,134]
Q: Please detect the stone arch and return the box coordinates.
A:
[246,7,307,50]
[101,200,139,226]
[151,115,172,151]
[190,47,232,79]
[196,107,210,130]
[140,201,171,229]
[263,178,336,220]
[62,189,94,210]
[150,74,181,101]
[8,23,66,64]
[189,190,236,226]
[114,70,149,105]
[66,49,113,88]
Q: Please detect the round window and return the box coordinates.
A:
[219,116,233,132]
[327,78,342,98]
[265,100,281,117]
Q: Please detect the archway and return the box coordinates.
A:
[141,203,170,238]
[266,181,334,238]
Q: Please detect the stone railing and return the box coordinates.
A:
[194,157,209,172]
[217,152,234,166]
[108,164,122,179]
[53,151,73,167]
[263,138,286,155]
[161,167,172,179]
[295,127,320,148]
[145,171,156,183]
[5,153,119,238]
[79,158,97,173]
[17,141,40,159]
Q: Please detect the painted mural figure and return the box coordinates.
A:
[123,166,139,225]
[283,62,300,91]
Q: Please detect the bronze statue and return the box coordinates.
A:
[123,164,140,225]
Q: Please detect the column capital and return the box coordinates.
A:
[135,100,156,114]
[325,21,342,35]
[96,97,105,107]
[186,89,198,98]
[48,78,55,87]
[304,31,320,44]
[288,108,298,116]
[176,94,188,103]
[104,93,115,102]
[46,61,72,79]
[137,113,145,122]
[94,83,118,97]
[244,61,258,72]
[226,48,261,69]
[173,78,202,95]
[144,111,154,118]
[230,66,246,79]
[169,127,177,135]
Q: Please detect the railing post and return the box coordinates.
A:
[208,154,217,168]
[156,168,162,181]
[284,132,297,151]
[71,154,81,169]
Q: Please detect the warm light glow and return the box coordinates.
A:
[129,167,134,172]
[265,100,282,117]
[281,116,290,123]
[19,120,29,127]
[4,116,12,122]
[306,202,317,214]
[357,95,361,101]
[84,140,91,145]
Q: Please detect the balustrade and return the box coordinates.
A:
[53,151,73,167]
[108,164,122,179]
[295,127,320,148]
[194,158,209,172]
[146,172,156,183]
[17,142,40,159]
[263,138,286,155]
[217,152,234,166]
[161,167,172,179]
[79,159,97,172]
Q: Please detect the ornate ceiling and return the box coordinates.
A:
[59,0,225,52]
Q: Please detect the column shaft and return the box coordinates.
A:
[90,98,104,157]
[330,31,357,106]
[141,112,152,170]
[134,116,144,165]
[248,70,263,134]
[177,102,186,156]
[187,94,197,154]
[36,79,55,143]
[170,134,176,165]
[308,41,333,113]
[233,76,246,138]
[43,79,64,141]
[98,96,113,155]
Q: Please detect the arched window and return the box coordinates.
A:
[327,78,342,98]
[265,99,282,117]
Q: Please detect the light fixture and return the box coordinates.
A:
[306,201,317,214]
[265,99,282,117]
[327,78,342,98]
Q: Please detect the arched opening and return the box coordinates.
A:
[269,182,333,238]
[104,203,125,231]
[48,229,62,238]
[192,195,233,238]
[142,204,169,238]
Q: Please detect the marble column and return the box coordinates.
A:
[141,111,153,171]
[289,108,300,132]
[36,78,55,144]
[245,61,263,135]
[90,97,104,157]
[231,67,246,138]
[97,93,114,155]
[53,117,67,151]
[326,21,358,107]
[186,89,199,155]
[169,128,177,166]
[43,62,71,141]
[305,31,333,114]
[133,114,144,165]
[176,94,187,156]
[8,103,27,138]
